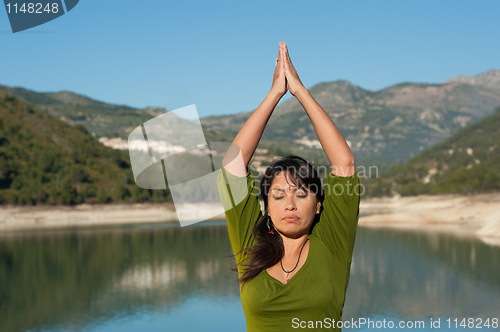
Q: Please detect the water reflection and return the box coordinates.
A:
[344,228,500,321]
[0,221,240,332]
[0,224,499,332]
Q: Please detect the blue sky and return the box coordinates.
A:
[1,0,499,118]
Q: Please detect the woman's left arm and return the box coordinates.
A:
[283,42,355,176]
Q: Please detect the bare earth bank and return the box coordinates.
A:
[1,193,499,246]
[359,192,500,246]
[0,202,226,233]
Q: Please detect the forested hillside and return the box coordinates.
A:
[0,88,170,205]
[2,70,499,203]
[365,107,500,197]
[5,70,500,171]
[0,85,166,139]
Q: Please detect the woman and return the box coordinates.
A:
[217,41,360,331]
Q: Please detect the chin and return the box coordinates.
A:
[279,225,309,237]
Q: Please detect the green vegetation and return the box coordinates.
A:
[3,76,499,201]
[364,107,500,197]
[0,89,170,205]
[5,76,500,173]
[0,85,164,139]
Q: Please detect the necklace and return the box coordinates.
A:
[281,238,309,284]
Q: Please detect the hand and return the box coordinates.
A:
[270,41,288,97]
[283,42,305,96]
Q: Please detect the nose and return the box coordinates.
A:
[284,195,296,211]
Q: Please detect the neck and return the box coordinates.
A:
[281,234,309,256]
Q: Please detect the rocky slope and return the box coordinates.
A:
[4,70,500,169]
[202,70,500,167]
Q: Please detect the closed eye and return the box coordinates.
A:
[296,190,308,198]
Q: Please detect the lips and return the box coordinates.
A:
[283,215,300,221]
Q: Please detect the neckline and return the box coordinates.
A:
[264,236,313,286]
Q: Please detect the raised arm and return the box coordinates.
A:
[222,42,288,177]
[282,42,355,177]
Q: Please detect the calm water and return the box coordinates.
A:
[1,221,499,332]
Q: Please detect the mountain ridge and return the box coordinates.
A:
[3,69,500,169]
[201,70,500,168]
[446,69,500,90]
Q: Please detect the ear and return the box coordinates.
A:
[316,201,321,213]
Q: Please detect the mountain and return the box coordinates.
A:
[3,70,500,171]
[364,106,500,197]
[202,70,500,168]
[0,87,168,205]
[0,85,166,139]
[447,70,500,90]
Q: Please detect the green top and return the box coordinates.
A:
[217,168,361,332]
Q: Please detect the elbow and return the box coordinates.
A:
[330,157,356,177]
[341,156,356,175]
[347,157,356,170]
[342,153,355,168]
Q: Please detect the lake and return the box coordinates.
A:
[1,221,499,332]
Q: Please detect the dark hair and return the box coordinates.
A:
[233,155,324,287]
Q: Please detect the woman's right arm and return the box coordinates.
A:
[218,43,287,255]
[222,42,288,177]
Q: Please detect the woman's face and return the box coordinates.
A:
[267,171,321,238]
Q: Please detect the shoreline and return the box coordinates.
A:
[1,192,500,246]
[359,191,500,246]
[0,202,225,233]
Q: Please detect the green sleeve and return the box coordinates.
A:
[312,171,361,262]
[217,168,262,264]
